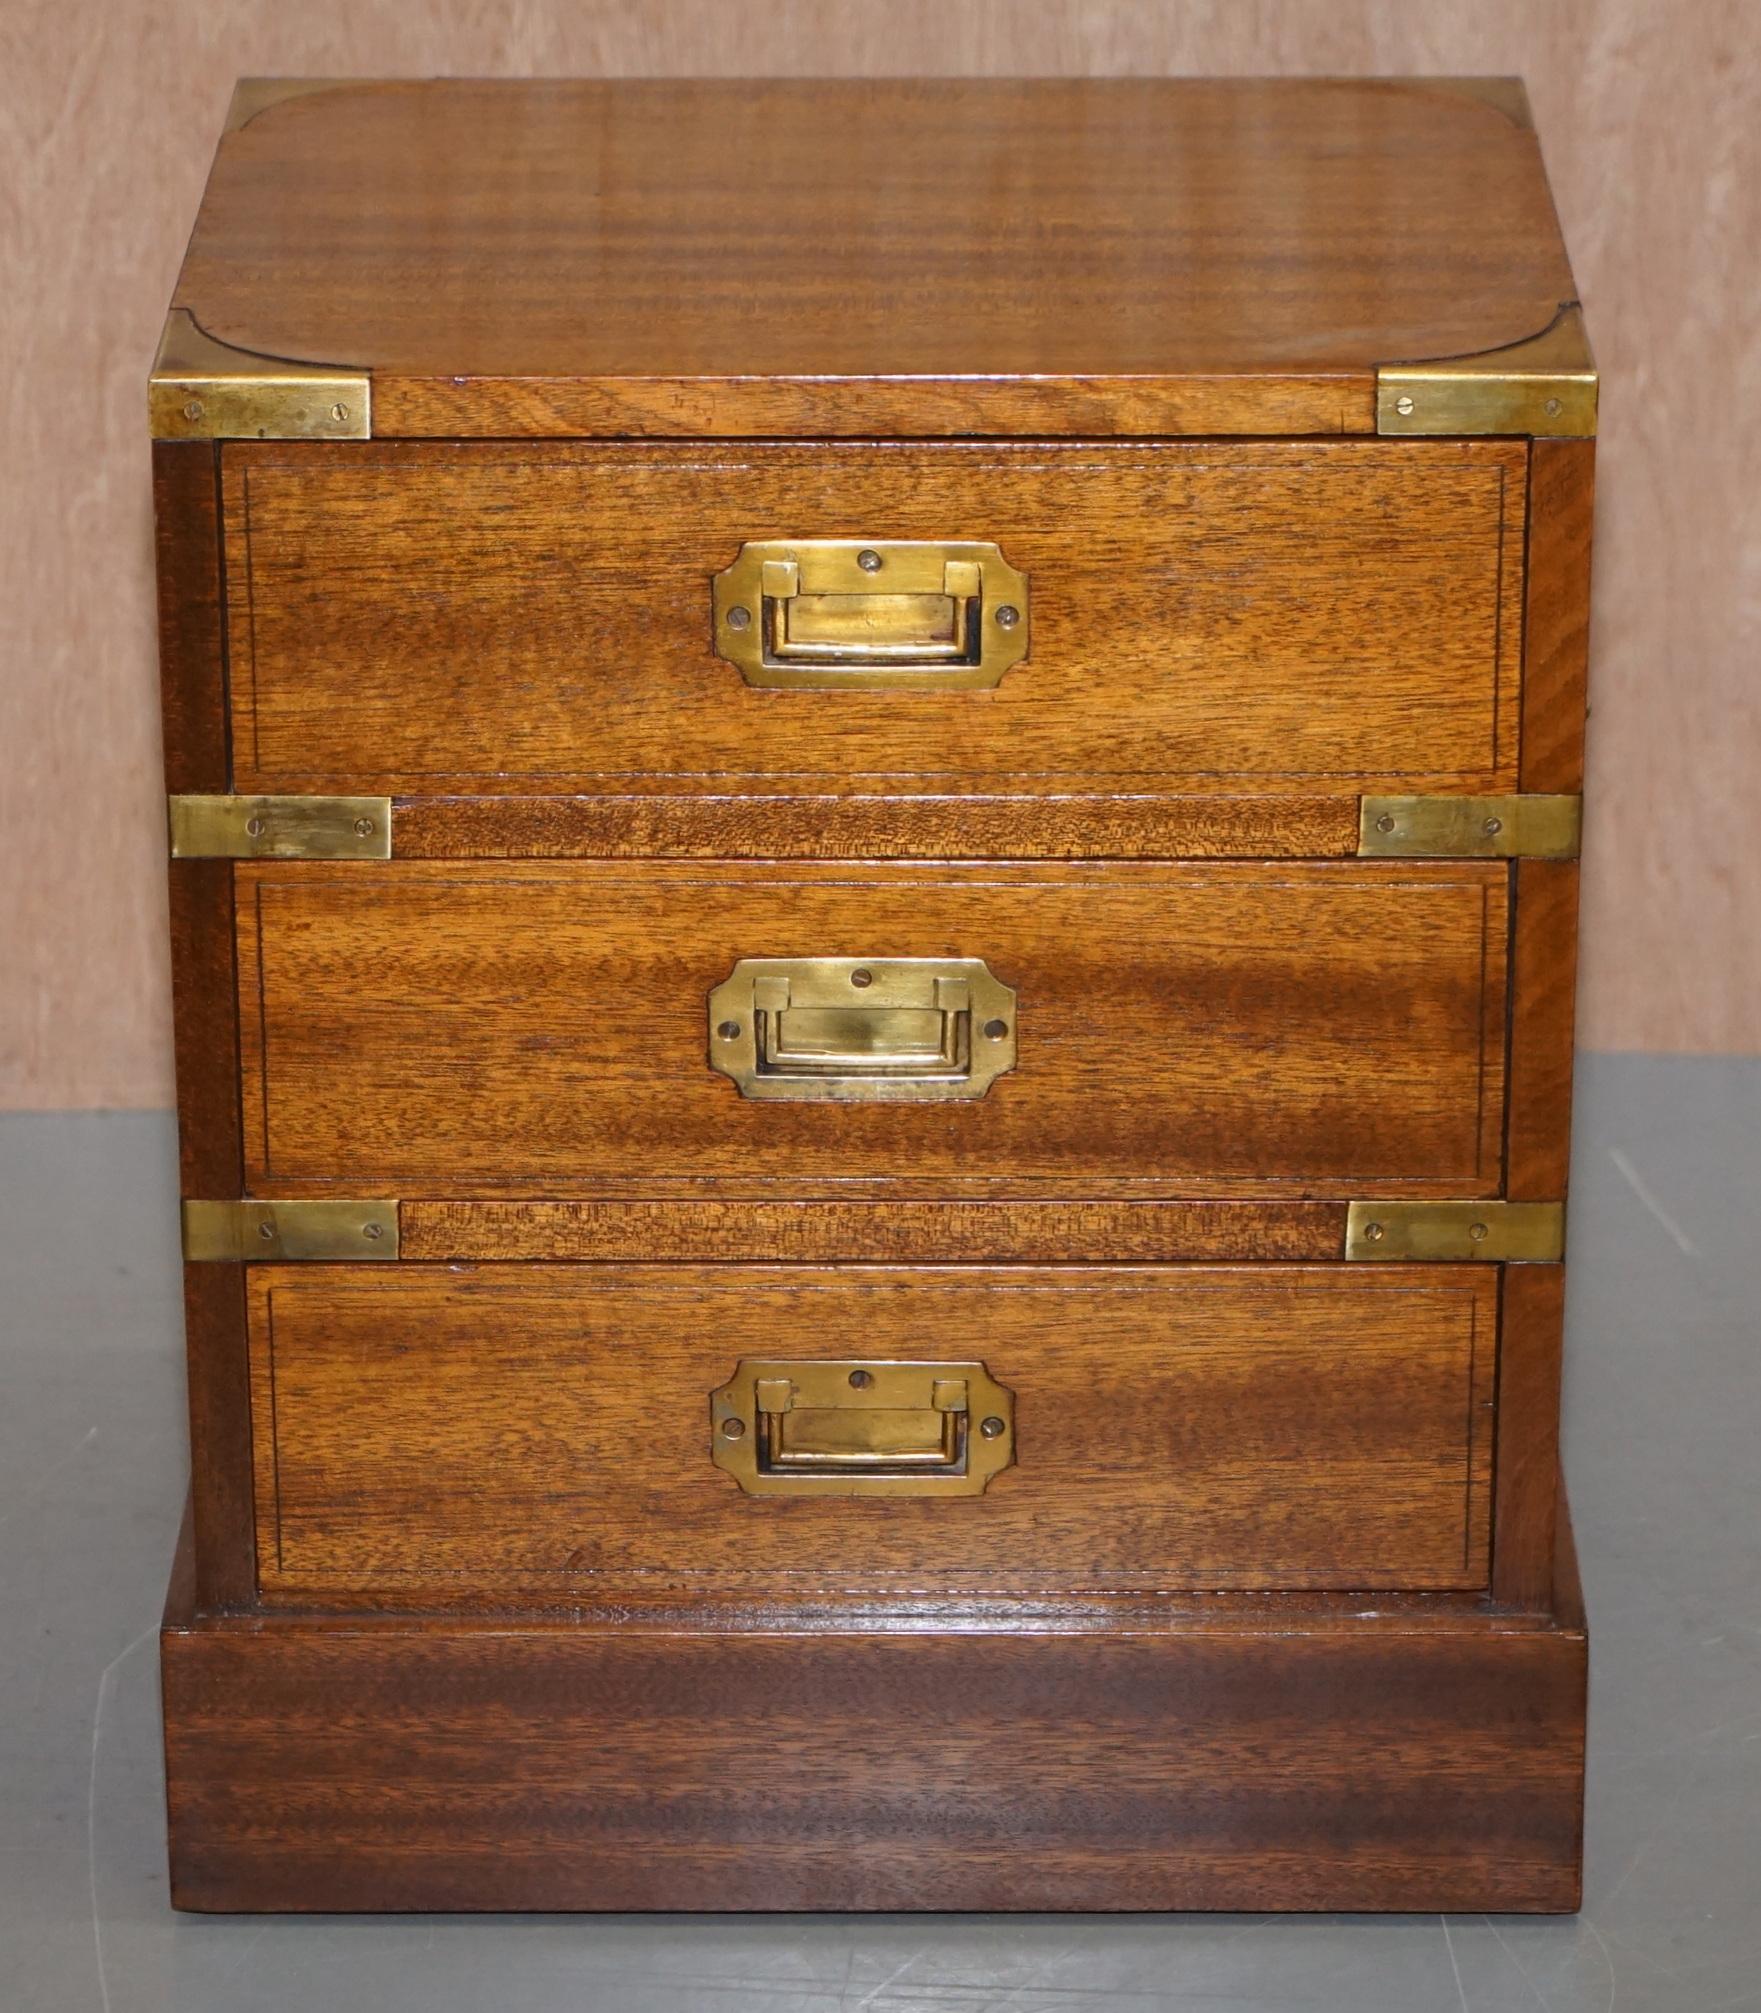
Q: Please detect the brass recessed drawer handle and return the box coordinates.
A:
[711,538,1029,689]
[707,956,1017,1102]
[711,1359,1016,1497]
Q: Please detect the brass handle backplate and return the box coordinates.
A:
[711,539,1029,689]
[710,1359,1016,1497]
[707,956,1017,1103]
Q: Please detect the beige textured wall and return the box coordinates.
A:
[2,1,1757,1107]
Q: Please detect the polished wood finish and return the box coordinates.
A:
[390,792,1368,861]
[178,1266,255,1611]
[1503,431,1592,1210]
[400,1198,1347,1263]
[153,443,227,795]
[233,860,1509,1197]
[171,80,1576,440]
[165,865,239,1197]
[161,1505,1587,1915]
[151,76,1592,1913]
[1521,440,1596,794]
[1492,1266,1567,1611]
[247,1263,1496,1603]
[154,442,238,1194]
[222,441,1526,797]
[1508,860,1582,1201]
[155,440,256,1610]
[37,11,1754,1121]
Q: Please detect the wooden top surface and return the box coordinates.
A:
[169,78,1579,437]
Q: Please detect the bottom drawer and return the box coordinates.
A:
[247,1264,1496,1603]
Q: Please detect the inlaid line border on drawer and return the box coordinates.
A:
[246,1263,1496,1599]
[233,860,1511,1198]
[220,440,1527,796]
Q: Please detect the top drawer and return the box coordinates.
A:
[220,440,1526,795]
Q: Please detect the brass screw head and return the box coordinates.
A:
[857,548,883,573]
[994,604,1021,629]
[850,968,873,989]
[727,605,752,631]
[245,815,266,838]
[1483,816,1503,836]
[362,1222,385,1241]
[1544,397,1563,418]
[983,1018,1009,1041]
[1375,813,1396,834]
[353,816,375,838]
[717,1020,742,1041]
[979,1416,1007,1439]
[182,399,204,422]
[848,1369,874,1390]
[1469,1221,1489,1241]
[330,402,350,423]
[1363,1221,1385,1242]
[720,1416,746,1440]
[1394,395,1416,417]
[257,1220,276,1241]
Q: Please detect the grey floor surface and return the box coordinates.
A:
[1,1055,1757,2012]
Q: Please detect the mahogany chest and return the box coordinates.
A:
[151,76,1594,1912]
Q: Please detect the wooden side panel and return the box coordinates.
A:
[161,1602,1587,1915]
[1493,1265,1567,1610]
[233,861,1509,1197]
[155,442,237,1192]
[1508,860,1581,1200]
[154,440,256,1612]
[1508,439,1589,1206]
[245,1264,1495,1601]
[154,441,228,796]
[165,863,240,1196]
[1521,439,1595,794]
[175,1266,253,1612]
[222,440,1526,795]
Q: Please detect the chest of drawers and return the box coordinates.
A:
[152,75,1593,1913]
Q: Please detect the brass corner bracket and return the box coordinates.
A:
[168,794,391,860]
[1377,305,1597,438]
[1358,794,1581,861]
[1409,77,1534,129]
[182,1200,400,1262]
[224,78,364,134]
[1345,1201,1564,1263]
[150,308,370,441]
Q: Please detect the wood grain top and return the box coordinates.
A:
[169,78,1579,437]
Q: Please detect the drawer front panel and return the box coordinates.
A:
[247,1264,1496,1600]
[222,440,1525,794]
[235,861,1508,1195]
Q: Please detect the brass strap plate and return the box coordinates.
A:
[1358,795,1581,860]
[708,957,1017,1103]
[711,1359,1015,1497]
[1345,1201,1564,1263]
[168,795,391,860]
[224,77,363,134]
[150,308,370,441]
[711,539,1028,689]
[1377,304,1597,438]
[182,1200,400,1262]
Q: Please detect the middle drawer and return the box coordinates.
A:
[235,859,1508,1195]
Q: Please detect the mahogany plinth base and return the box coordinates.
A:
[161,1505,1587,1916]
